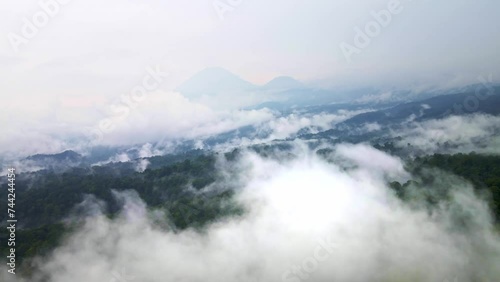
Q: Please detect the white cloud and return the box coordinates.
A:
[4,144,499,282]
[362,122,382,132]
[356,91,393,103]
[0,90,276,160]
[393,114,500,155]
[213,109,370,151]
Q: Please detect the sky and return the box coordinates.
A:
[2,0,500,89]
[0,0,499,157]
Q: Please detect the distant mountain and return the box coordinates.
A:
[176,67,321,108]
[176,67,400,110]
[342,87,500,126]
[27,150,83,163]
[299,87,500,141]
[176,67,256,99]
[262,76,304,91]
[21,150,85,172]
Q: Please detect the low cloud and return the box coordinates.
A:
[263,110,369,140]
[0,91,275,161]
[393,114,500,155]
[213,110,370,151]
[356,91,393,103]
[4,143,499,282]
[85,90,275,147]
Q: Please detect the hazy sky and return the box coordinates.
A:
[1,0,499,91]
[1,0,499,157]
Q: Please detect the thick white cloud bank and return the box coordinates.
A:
[82,109,369,173]
[3,144,499,282]
[0,90,275,160]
